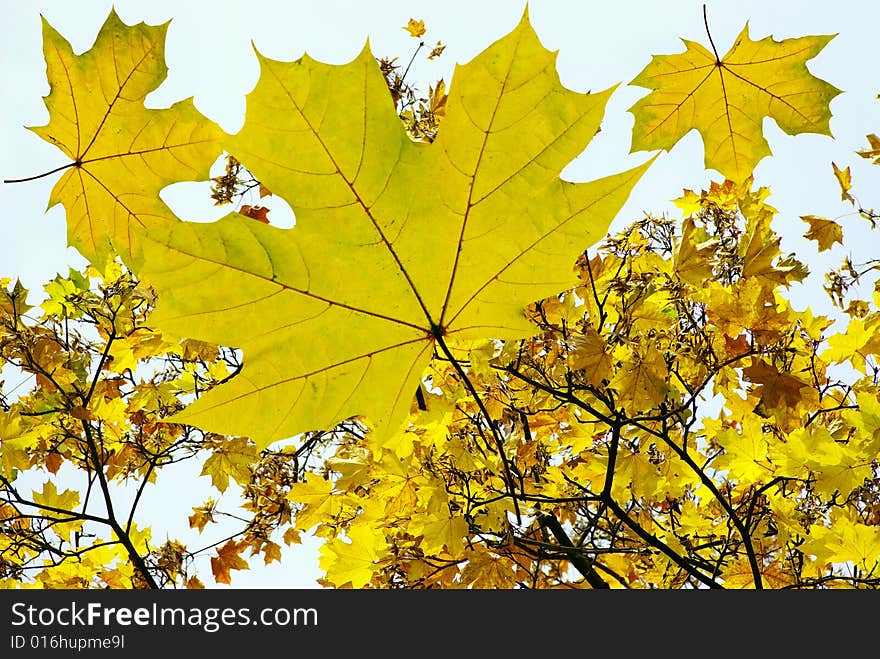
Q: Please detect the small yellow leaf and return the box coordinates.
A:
[403,18,426,38]
[200,437,258,493]
[857,133,880,164]
[420,515,469,556]
[608,346,671,413]
[262,541,283,565]
[288,474,341,531]
[427,41,446,60]
[568,326,612,386]
[801,215,843,251]
[32,10,222,265]
[33,481,79,514]
[721,559,791,588]
[283,527,302,546]
[673,217,715,287]
[319,525,382,588]
[671,189,702,217]
[188,500,216,533]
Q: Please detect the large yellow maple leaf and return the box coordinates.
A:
[134,12,650,447]
[628,23,840,181]
[32,10,222,266]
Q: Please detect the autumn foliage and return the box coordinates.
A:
[2,8,880,590]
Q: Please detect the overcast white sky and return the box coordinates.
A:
[2,0,879,587]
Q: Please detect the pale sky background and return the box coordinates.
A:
[1,0,879,588]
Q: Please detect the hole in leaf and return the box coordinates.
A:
[160,153,295,228]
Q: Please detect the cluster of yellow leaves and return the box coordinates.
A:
[0,265,289,588]
[294,176,880,589]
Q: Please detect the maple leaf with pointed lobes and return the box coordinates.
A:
[568,326,612,386]
[742,359,809,412]
[211,540,249,585]
[403,18,427,38]
[134,11,651,448]
[609,346,672,414]
[31,10,222,266]
[801,215,843,251]
[629,22,841,182]
[287,474,342,531]
[672,217,716,287]
[319,525,383,588]
[200,436,258,492]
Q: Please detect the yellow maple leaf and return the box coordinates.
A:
[318,524,383,588]
[326,445,371,490]
[800,215,843,251]
[287,473,343,531]
[607,448,664,501]
[200,436,258,493]
[32,480,79,513]
[135,12,651,447]
[771,426,871,498]
[713,420,775,484]
[629,23,840,181]
[188,499,216,532]
[822,317,880,374]
[403,18,427,38]
[568,325,613,386]
[261,541,283,565]
[739,214,807,288]
[31,10,222,265]
[186,576,205,589]
[844,387,880,454]
[428,41,446,60]
[706,278,789,337]
[113,521,151,555]
[608,345,671,414]
[419,514,469,556]
[671,189,702,217]
[741,359,809,413]
[32,481,83,542]
[460,546,518,588]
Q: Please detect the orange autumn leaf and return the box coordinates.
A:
[211,540,249,585]
[238,205,270,224]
